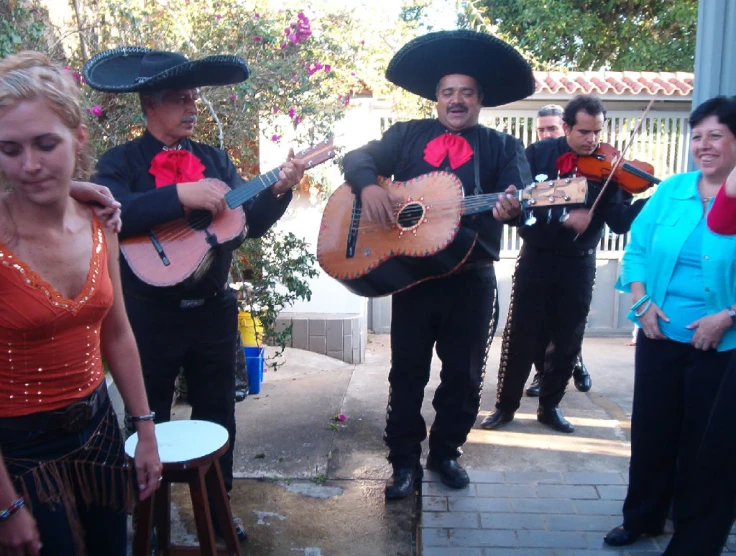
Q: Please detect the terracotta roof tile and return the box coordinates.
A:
[534,71,693,97]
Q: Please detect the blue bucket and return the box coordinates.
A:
[243,346,265,394]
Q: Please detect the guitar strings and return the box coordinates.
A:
[345,190,580,233]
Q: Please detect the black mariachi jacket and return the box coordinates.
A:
[342,119,532,262]
[521,136,647,253]
[93,131,291,300]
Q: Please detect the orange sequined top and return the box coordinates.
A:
[0,217,112,417]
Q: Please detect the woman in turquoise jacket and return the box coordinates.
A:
[605,96,736,552]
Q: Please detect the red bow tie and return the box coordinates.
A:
[423,133,474,170]
[149,149,206,187]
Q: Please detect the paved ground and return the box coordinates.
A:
[118,334,734,555]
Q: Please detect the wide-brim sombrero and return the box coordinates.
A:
[83,47,250,93]
[385,30,535,107]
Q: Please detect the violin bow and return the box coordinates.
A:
[574,98,656,239]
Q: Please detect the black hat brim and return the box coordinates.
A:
[83,47,250,93]
[386,31,535,107]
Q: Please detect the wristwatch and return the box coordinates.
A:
[727,307,736,327]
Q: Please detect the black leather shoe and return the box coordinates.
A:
[604,524,662,546]
[479,409,514,430]
[537,406,574,433]
[525,374,541,397]
[384,464,422,499]
[426,455,469,489]
[573,360,592,392]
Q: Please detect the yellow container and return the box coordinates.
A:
[238,311,263,346]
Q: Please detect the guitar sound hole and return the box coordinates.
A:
[397,203,424,228]
[187,210,213,230]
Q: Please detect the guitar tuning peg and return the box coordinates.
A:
[546,209,552,224]
[524,212,537,227]
[559,207,568,222]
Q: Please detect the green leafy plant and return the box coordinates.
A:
[231,229,318,370]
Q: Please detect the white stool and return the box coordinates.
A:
[125,420,240,556]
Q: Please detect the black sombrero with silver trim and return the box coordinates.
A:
[83,46,250,93]
[385,30,535,107]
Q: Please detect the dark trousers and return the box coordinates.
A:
[496,246,595,412]
[125,291,238,491]
[534,344,584,377]
[0,400,128,556]
[662,349,736,555]
[622,332,733,539]
[386,266,499,467]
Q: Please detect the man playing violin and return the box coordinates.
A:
[482,94,648,433]
[526,104,592,399]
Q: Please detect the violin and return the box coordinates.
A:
[577,142,660,195]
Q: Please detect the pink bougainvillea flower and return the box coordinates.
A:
[252,36,262,42]
[293,116,302,126]
[324,65,331,73]
[229,93,237,100]
[86,105,103,118]
[215,14,222,20]
[288,108,296,119]
[254,13,260,18]
[272,106,279,113]
[280,43,288,50]
[271,134,281,142]
[334,414,347,422]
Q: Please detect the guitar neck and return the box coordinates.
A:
[224,168,282,209]
[462,191,522,216]
[224,136,335,210]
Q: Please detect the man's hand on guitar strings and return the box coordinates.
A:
[360,185,399,229]
[272,148,306,198]
[492,185,522,222]
[177,179,228,214]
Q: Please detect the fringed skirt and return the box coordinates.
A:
[1,400,134,556]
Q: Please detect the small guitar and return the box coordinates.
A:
[121,137,335,287]
[317,172,588,297]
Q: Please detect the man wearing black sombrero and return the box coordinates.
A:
[342,30,533,497]
[85,47,304,540]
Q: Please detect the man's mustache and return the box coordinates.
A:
[181,116,197,124]
[447,104,467,113]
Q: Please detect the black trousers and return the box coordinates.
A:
[496,245,595,412]
[661,348,736,555]
[622,332,733,540]
[386,266,499,467]
[125,291,238,491]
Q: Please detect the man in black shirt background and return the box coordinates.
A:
[342,30,533,498]
[526,103,593,398]
[481,95,646,434]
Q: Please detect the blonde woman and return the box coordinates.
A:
[0,52,161,556]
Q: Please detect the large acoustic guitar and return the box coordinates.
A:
[317,172,588,297]
[121,137,335,287]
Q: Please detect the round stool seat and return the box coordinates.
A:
[125,420,228,465]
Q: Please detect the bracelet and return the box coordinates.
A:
[125,411,156,424]
[634,300,653,318]
[631,294,651,313]
[0,497,24,521]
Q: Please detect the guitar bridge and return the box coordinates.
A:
[148,231,170,266]
[346,197,360,259]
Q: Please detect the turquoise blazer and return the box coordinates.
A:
[616,171,736,351]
